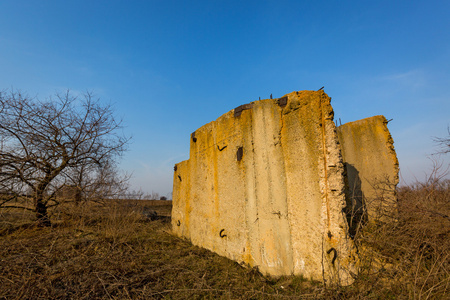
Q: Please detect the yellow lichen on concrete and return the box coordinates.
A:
[280,91,355,284]
[337,116,399,224]
[172,159,191,238]
[172,91,398,285]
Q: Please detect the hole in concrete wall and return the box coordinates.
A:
[174,165,177,171]
[191,131,197,143]
[178,175,182,182]
[236,147,243,161]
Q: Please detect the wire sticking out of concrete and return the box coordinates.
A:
[327,248,337,266]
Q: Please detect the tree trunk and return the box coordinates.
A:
[35,197,51,227]
[74,186,82,206]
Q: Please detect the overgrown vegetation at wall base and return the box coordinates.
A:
[343,175,450,299]
[1,177,449,299]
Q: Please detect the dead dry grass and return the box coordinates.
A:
[0,201,323,299]
[336,177,450,299]
[0,177,449,299]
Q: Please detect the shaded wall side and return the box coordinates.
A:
[337,115,399,222]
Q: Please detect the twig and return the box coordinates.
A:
[95,273,113,299]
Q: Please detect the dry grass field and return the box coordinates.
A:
[0,200,323,299]
[0,178,449,299]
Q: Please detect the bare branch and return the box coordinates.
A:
[433,126,450,155]
[1,205,35,211]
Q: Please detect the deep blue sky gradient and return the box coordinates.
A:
[1,0,449,196]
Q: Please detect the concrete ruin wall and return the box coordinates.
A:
[336,116,399,226]
[172,90,398,284]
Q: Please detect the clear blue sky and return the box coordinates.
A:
[1,0,449,197]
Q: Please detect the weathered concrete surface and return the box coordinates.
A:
[336,116,399,225]
[172,91,357,284]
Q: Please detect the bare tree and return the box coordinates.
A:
[434,126,450,154]
[0,90,130,225]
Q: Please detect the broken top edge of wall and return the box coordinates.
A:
[187,90,332,145]
[337,115,389,128]
[232,90,327,118]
